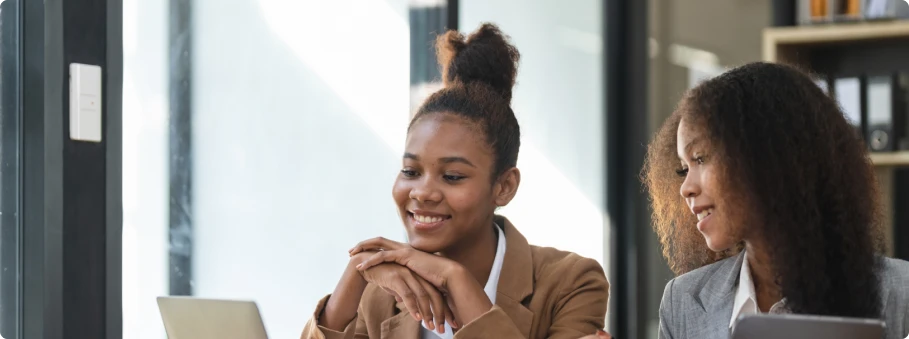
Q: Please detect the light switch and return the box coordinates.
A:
[70,63,102,142]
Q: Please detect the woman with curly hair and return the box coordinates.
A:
[644,62,909,339]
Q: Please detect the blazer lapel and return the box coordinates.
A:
[492,216,535,338]
[697,252,744,339]
[383,301,420,339]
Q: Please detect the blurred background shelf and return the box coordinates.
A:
[872,151,909,167]
[764,20,909,63]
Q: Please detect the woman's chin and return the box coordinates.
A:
[407,237,445,253]
[703,235,734,252]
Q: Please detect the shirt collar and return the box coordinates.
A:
[730,251,758,329]
[484,222,507,301]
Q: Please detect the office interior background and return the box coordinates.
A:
[2,0,909,338]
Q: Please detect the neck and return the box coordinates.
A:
[744,240,782,312]
[439,216,499,287]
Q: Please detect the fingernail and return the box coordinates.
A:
[355,263,363,269]
[415,313,422,321]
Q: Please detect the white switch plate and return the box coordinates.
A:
[69,63,103,142]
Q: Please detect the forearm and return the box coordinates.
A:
[319,263,368,331]
[445,267,494,325]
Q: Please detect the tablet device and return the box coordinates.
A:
[732,313,885,339]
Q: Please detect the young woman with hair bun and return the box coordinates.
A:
[300,23,610,339]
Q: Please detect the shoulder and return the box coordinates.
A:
[528,245,609,299]
[879,257,909,299]
[878,257,909,338]
[662,254,739,305]
[880,256,909,283]
[529,245,607,282]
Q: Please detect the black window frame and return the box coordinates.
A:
[21,0,122,337]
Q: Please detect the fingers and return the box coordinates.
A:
[445,300,458,330]
[349,237,403,256]
[389,278,422,322]
[356,250,407,271]
[417,276,452,334]
[400,271,436,331]
[577,330,612,339]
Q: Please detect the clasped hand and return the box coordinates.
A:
[348,237,465,334]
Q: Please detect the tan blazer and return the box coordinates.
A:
[300,216,609,339]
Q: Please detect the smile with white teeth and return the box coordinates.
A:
[413,214,445,223]
[697,208,714,221]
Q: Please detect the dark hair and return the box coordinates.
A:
[411,23,521,179]
[643,62,884,318]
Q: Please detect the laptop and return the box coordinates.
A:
[157,296,269,339]
[732,313,885,339]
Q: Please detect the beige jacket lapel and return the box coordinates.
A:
[382,302,420,339]
[493,215,535,338]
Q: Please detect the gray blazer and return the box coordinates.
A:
[658,252,909,339]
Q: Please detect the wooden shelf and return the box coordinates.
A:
[871,151,909,167]
[763,20,909,62]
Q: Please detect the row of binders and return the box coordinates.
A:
[816,72,909,152]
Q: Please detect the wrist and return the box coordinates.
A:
[442,264,471,292]
[320,259,368,331]
[344,256,369,287]
[444,266,493,325]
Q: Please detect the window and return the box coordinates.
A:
[124,1,411,337]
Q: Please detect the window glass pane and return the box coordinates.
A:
[460,0,607,267]
[0,0,20,337]
[124,0,411,338]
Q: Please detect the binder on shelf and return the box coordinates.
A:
[864,75,898,152]
[897,72,909,150]
[833,76,864,138]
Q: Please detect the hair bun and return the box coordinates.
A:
[436,23,520,102]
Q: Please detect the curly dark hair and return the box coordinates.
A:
[643,62,885,317]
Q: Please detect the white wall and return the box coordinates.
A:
[189,1,410,338]
[460,1,608,269]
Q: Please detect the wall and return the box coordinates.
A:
[459,0,608,270]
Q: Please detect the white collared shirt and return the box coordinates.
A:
[421,224,507,339]
[730,251,789,332]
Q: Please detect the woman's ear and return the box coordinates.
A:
[493,167,521,207]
